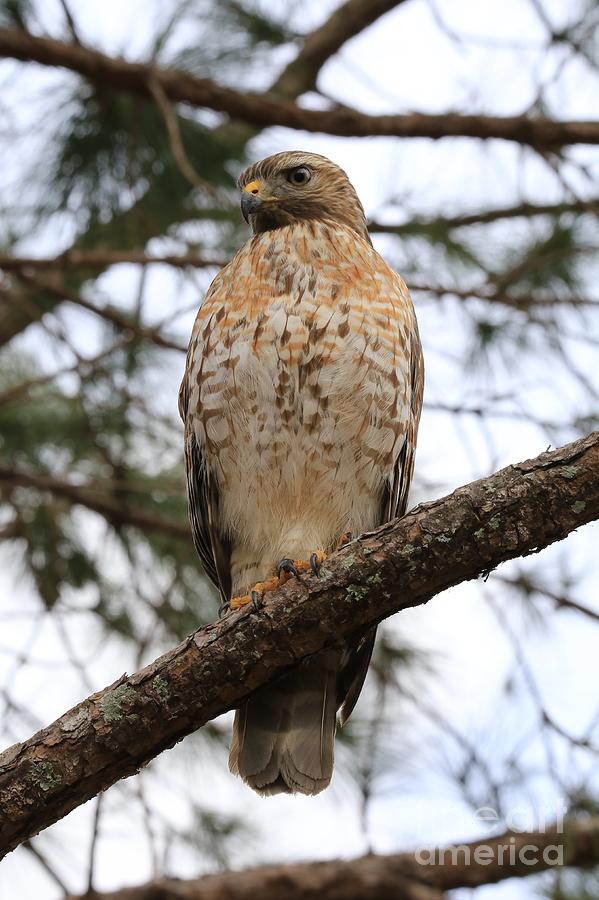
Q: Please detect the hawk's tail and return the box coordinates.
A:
[229,649,340,796]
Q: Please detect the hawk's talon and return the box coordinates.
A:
[226,550,327,617]
[310,552,322,576]
[275,557,300,579]
[218,601,230,617]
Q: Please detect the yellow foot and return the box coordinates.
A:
[229,573,282,610]
[227,550,327,611]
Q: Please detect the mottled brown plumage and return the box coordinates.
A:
[179,150,423,795]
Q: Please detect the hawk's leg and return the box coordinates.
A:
[228,550,326,611]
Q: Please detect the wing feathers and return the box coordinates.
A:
[180,378,231,601]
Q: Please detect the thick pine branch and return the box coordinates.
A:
[62,818,599,899]
[0,433,597,859]
[1,28,598,147]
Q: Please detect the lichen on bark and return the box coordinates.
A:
[100,684,137,724]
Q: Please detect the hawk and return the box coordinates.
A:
[179,151,423,796]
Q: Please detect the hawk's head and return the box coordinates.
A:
[238,151,370,243]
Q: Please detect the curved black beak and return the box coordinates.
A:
[241,192,263,224]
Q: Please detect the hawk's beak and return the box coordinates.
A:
[241,191,262,224]
[240,180,276,223]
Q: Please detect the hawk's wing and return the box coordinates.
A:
[339,281,424,725]
[379,323,424,524]
[179,375,231,603]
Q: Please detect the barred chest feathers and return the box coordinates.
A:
[186,221,414,582]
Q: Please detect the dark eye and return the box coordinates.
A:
[287,166,311,186]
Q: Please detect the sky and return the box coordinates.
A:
[1,1,598,898]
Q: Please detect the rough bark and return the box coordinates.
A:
[1,28,598,148]
[0,433,597,859]
[62,818,599,899]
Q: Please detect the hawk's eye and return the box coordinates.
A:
[287,166,311,186]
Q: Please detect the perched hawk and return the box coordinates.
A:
[179,151,423,796]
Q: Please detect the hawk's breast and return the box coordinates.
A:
[187,221,415,559]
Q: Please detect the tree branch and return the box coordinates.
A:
[0,465,189,540]
[4,255,597,312]
[368,197,599,233]
[0,250,225,272]
[4,194,597,273]
[409,282,599,309]
[0,433,597,858]
[1,28,598,147]
[12,270,187,353]
[148,75,215,194]
[2,192,596,272]
[61,817,599,899]
[273,0,409,97]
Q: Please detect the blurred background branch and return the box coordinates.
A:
[61,816,599,899]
